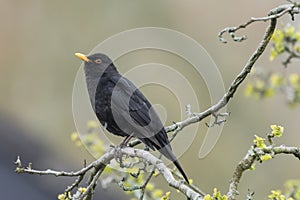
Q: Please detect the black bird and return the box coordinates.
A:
[75,52,189,183]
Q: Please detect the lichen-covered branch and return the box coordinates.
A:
[165,14,278,134]
[15,147,204,200]
[227,145,300,200]
[15,143,300,200]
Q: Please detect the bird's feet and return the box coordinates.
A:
[112,135,134,167]
[112,144,123,164]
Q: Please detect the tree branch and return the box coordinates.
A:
[227,145,300,200]
[165,15,277,134]
[15,147,204,200]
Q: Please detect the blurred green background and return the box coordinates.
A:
[1,0,300,199]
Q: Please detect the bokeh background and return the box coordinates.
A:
[1,0,300,199]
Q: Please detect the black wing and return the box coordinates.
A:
[110,76,169,150]
[111,76,189,183]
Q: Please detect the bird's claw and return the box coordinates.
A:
[114,144,125,166]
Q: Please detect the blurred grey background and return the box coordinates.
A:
[1,0,300,199]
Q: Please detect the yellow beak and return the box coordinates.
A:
[75,53,91,62]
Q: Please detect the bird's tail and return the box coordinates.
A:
[173,159,190,184]
[159,144,190,184]
[140,135,189,183]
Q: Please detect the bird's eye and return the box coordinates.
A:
[94,59,102,64]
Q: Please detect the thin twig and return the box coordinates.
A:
[218,4,299,43]
[82,168,104,200]
[139,167,157,200]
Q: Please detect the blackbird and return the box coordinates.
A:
[75,52,189,183]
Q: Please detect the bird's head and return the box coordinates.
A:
[75,52,118,77]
